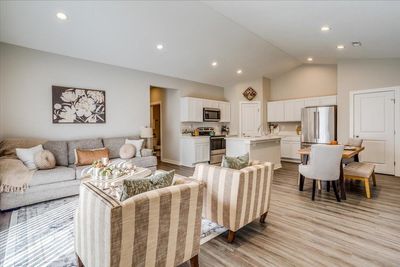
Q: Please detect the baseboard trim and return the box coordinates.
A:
[161,158,181,166]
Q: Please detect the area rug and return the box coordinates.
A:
[0,196,226,267]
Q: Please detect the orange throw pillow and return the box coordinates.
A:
[74,148,109,166]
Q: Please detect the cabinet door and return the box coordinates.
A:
[203,100,218,109]
[281,141,291,158]
[189,98,203,122]
[267,101,284,122]
[289,142,301,159]
[219,102,231,122]
[304,98,320,107]
[319,95,337,105]
[293,100,305,121]
[195,143,210,163]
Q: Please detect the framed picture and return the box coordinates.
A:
[52,86,106,124]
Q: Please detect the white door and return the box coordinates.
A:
[353,90,395,174]
[240,102,261,136]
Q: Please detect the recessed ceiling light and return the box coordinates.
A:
[56,12,68,20]
[307,57,313,62]
[352,41,362,47]
[211,61,218,67]
[321,25,330,32]
[236,69,243,74]
[337,44,345,50]
[156,44,164,50]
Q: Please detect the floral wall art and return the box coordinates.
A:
[52,86,106,123]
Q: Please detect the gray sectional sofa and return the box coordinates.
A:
[0,136,157,211]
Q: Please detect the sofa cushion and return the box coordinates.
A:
[119,144,136,159]
[102,137,125,159]
[43,141,68,166]
[110,156,157,168]
[0,138,45,159]
[30,166,75,186]
[34,150,56,170]
[75,165,92,179]
[67,138,103,164]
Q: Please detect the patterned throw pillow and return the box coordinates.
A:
[120,170,175,201]
[221,153,249,170]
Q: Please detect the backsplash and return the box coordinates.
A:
[181,122,228,135]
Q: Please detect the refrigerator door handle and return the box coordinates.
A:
[313,111,318,139]
[316,111,320,139]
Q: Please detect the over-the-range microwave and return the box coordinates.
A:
[203,108,221,122]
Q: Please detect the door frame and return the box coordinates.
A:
[239,101,261,137]
[349,86,400,176]
[150,101,163,162]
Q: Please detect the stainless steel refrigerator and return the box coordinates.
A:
[301,105,337,146]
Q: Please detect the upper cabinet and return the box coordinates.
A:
[268,95,337,122]
[267,101,284,122]
[180,97,230,122]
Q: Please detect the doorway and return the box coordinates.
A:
[350,87,399,175]
[239,101,261,137]
[150,102,162,159]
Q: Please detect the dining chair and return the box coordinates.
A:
[298,144,344,202]
[344,138,363,164]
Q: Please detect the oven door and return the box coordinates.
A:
[203,108,221,122]
[210,137,226,151]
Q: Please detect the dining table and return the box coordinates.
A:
[298,146,365,200]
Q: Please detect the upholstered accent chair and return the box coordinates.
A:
[299,145,344,202]
[74,178,203,267]
[192,161,274,243]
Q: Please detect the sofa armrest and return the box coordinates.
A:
[141,148,153,157]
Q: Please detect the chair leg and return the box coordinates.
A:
[227,230,236,243]
[326,181,330,192]
[317,180,322,191]
[76,253,84,267]
[260,212,268,223]
[190,255,199,267]
[364,179,371,199]
[332,180,341,202]
[372,172,377,187]
[312,179,316,201]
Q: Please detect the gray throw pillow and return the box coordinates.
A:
[221,153,249,170]
[120,170,175,201]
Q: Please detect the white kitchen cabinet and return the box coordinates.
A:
[203,100,219,109]
[319,95,337,105]
[180,136,210,167]
[180,97,203,122]
[304,98,320,107]
[267,101,285,122]
[280,136,301,162]
[219,102,231,122]
[284,100,305,121]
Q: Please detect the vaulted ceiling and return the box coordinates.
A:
[1,1,399,87]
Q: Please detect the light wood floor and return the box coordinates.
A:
[159,162,400,267]
[1,162,399,266]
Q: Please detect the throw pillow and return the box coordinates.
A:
[34,150,56,170]
[221,153,250,170]
[119,144,136,159]
[125,139,144,157]
[120,170,175,201]
[74,148,109,166]
[16,144,44,170]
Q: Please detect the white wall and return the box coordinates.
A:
[270,64,337,101]
[337,59,400,142]
[0,43,224,146]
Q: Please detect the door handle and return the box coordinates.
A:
[355,135,359,138]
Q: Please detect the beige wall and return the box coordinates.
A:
[0,43,223,145]
[224,78,265,135]
[337,58,400,142]
[270,64,337,101]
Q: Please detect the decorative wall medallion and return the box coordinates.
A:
[243,87,257,101]
[52,86,106,124]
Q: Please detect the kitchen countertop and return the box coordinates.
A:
[180,135,210,139]
[225,135,282,142]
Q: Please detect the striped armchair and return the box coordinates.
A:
[193,161,274,243]
[74,178,203,267]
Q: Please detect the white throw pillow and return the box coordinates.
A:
[125,139,144,157]
[16,144,44,170]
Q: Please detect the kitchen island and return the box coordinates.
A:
[225,136,282,169]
